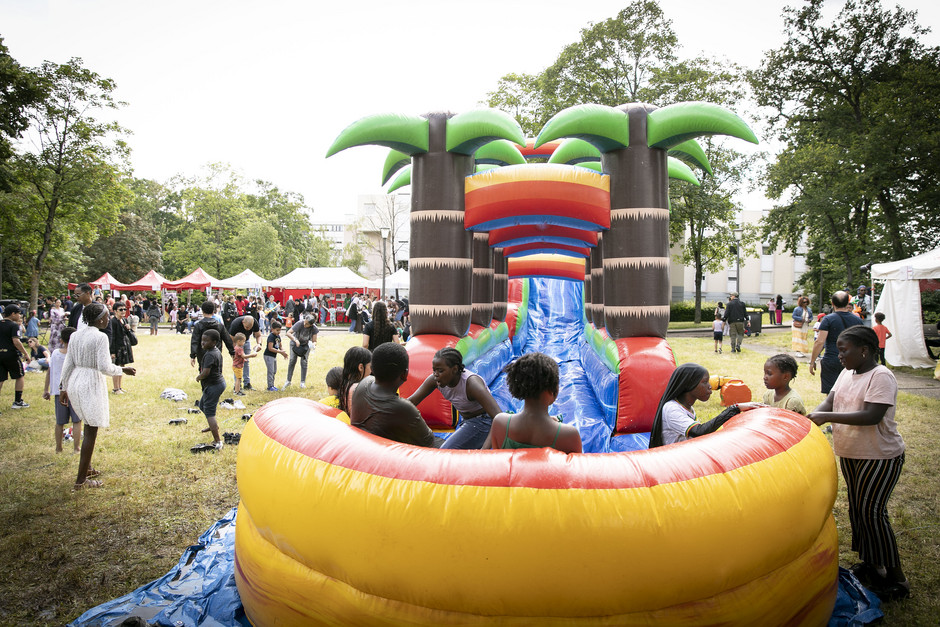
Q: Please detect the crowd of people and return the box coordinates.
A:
[0,281,911,602]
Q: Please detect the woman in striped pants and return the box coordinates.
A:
[809,325,909,602]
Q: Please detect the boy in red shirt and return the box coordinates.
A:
[873,312,893,366]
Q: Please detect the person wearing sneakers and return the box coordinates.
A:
[283,314,318,389]
[193,329,226,453]
[722,292,748,353]
[0,305,31,410]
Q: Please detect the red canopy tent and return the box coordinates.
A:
[162,267,218,291]
[67,272,132,291]
[120,270,168,292]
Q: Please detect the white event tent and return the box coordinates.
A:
[872,246,940,368]
[268,267,370,290]
[213,269,269,290]
[367,268,410,292]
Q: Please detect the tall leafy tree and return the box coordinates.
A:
[485,0,678,132]
[5,58,130,311]
[0,37,45,192]
[243,181,312,275]
[86,212,162,283]
[751,0,940,285]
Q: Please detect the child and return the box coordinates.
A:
[44,327,81,452]
[762,354,806,415]
[873,312,892,366]
[263,321,289,392]
[808,326,908,601]
[408,347,503,450]
[231,332,257,396]
[649,363,763,447]
[338,346,372,414]
[0,304,31,409]
[193,329,226,452]
[318,366,343,408]
[488,352,582,454]
[712,312,725,353]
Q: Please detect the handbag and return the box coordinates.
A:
[292,342,309,358]
[793,319,804,329]
[126,323,138,345]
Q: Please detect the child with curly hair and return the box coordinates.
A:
[488,352,581,454]
[762,354,806,415]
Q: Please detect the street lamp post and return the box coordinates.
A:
[732,227,743,296]
[818,251,826,313]
[380,227,390,299]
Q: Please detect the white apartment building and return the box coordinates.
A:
[672,209,807,307]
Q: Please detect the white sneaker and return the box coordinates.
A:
[283,381,291,389]
[299,382,306,389]
[11,400,29,409]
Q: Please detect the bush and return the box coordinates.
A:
[922,290,940,325]
[669,300,769,322]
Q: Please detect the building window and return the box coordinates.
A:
[760,271,773,293]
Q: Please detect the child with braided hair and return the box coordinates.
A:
[762,353,806,415]
[408,347,503,449]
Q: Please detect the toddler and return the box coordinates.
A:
[232,332,257,396]
[761,354,806,415]
[712,312,725,353]
[873,312,892,366]
[263,321,289,391]
[43,327,81,452]
[318,366,343,408]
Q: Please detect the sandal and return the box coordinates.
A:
[73,479,103,490]
[86,468,101,479]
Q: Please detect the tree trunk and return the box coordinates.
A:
[30,198,59,313]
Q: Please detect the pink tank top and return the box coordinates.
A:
[438,370,485,415]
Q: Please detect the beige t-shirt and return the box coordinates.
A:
[831,365,904,459]
[762,388,806,415]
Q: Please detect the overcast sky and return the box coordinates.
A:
[3,0,938,220]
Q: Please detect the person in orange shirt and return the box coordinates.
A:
[873,312,893,366]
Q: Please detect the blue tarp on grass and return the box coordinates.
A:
[69,506,248,627]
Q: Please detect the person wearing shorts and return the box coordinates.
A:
[0,305,31,410]
[45,326,81,452]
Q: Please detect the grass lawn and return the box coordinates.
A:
[0,330,936,625]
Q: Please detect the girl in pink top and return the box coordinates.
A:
[809,326,908,601]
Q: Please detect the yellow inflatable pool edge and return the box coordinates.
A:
[235,398,839,625]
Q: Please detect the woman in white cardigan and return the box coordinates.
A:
[61,303,136,490]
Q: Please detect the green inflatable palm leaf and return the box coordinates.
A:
[326,113,429,157]
[667,157,700,186]
[382,149,412,185]
[547,138,602,165]
[386,166,412,193]
[535,104,629,153]
[446,110,526,155]
[474,139,526,166]
[647,102,757,150]
[668,139,712,175]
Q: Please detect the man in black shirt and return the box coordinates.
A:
[230,314,262,390]
[809,290,863,393]
[0,305,31,409]
[723,292,748,353]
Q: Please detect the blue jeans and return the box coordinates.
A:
[440,414,493,450]
[242,341,253,386]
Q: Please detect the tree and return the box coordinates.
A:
[358,194,409,276]
[305,228,336,267]
[485,0,679,131]
[669,145,761,322]
[86,212,162,283]
[5,58,130,312]
[0,37,45,192]
[751,0,940,285]
[243,181,313,275]
[239,219,283,279]
[338,241,366,274]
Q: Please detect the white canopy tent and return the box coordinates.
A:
[367,268,410,292]
[213,269,269,290]
[872,247,940,368]
[269,267,370,290]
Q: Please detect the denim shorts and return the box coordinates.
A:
[440,414,493,450]
[54,395,81,425]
